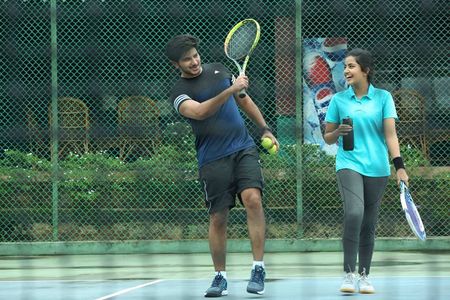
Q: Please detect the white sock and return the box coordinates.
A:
[215,271,227,279]
[252,261,265,269]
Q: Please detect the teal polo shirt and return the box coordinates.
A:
[325,84,398,176]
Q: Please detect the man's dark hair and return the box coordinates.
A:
[165,34,199,62]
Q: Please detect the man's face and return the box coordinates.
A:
[175,48,202,78]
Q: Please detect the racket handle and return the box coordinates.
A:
[237,69,247,98]
[238,89,247,98]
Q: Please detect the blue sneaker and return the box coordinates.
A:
[204,273,228,297]
[247,265,266,295]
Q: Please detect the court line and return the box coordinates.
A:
[1,276,447,282]
[94,279,164,300]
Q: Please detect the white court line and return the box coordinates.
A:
[0,280,120,282]
[95,279,164,300]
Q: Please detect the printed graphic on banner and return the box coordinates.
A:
[303,38,348,155]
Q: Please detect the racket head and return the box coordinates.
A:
[224,18,261,73]
[400,181,426,241]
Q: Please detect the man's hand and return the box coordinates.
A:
[261,131,279,151]
[231,74,249,93]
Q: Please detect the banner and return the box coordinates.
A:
[303,38,348,155]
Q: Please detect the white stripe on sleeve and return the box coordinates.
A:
[174,94,190,114]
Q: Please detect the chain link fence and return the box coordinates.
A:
[0,0,448,245]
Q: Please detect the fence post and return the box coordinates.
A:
[295,0,303,238]
[50,0,59,241]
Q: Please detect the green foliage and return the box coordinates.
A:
[57,152,129,205]
[132,144,197,180]
[261,143,335,182]
[400,144,431,168]
[261,144,295,170]
[302,143,334,164]
[0,149,51,172]
[261,143,334,170]
[0,150,52,193]
[126,121,198,181]
[162,121,194,149]
[1,139,447,241]
[60,151,126,172]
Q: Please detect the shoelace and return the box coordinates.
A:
[360,276,371,285]
[343,273,355,284]
[252,267,264,283]
[359,268,371,286]
[211,274,224,287]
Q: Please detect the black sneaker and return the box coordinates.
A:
[246,265,266,295]
[204,273,228,297]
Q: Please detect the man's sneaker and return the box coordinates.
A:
[247,265,266,295]
[358,270,375,294]
[340,272,357,293]
[204,273,228,297]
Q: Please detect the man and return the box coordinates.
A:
[165,34,278,297]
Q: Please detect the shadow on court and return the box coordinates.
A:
[0,251,449,299]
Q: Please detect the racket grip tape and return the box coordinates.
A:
[238,89,247,98]
[237,69,247,98]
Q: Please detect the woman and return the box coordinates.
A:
[323,48,409,294]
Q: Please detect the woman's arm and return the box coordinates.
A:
[384,118,409,185]
[323,122,352,145]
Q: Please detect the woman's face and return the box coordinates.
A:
[344,56,368,87]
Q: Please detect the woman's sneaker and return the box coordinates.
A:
[358,270,375,294]
[340,272,357,293]
[204,273,228,297]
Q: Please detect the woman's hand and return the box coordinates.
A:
[335,123,353,136]
[396,168,409,186]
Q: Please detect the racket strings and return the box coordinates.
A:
[226,23,258,60]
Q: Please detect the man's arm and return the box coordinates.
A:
[236,95,266,128]
[178,75,248,120]
[237,95,279,147]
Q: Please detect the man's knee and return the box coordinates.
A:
[210,210,228,227]
[241,189,262,210]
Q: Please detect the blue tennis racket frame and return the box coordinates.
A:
[400,181,426,241]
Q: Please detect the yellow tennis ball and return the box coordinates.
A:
[261,137,273,149]
[267,144,278,155]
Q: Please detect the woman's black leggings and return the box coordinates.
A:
[337,169,389,275]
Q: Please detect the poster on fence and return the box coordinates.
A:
[303,37,348,155]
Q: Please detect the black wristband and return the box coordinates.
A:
[260,126,272,136]
[393,156,405,171]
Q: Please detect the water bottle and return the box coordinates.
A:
[342,117,354,151]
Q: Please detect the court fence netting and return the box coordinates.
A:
[0,0,448,254]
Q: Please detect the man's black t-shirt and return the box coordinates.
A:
[169,63,255,167]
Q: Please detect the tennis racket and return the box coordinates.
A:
[224,18,261,98]
[400,181,426,241]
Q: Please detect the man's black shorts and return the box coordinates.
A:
[199,147,264,214]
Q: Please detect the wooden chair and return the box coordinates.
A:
[49,97,90,157]
[392,89,428,159]
[27,107,48,157]
[117,96,160,160]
